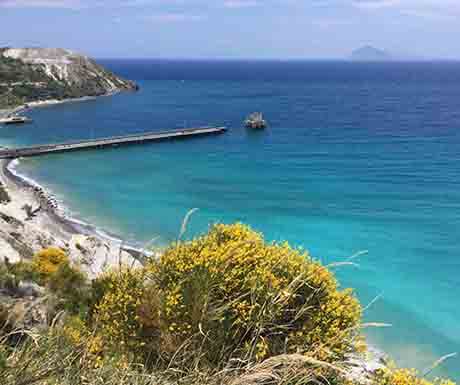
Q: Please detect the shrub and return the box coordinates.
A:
[93,224,362,368]
[0,263,13,290]
[30,248,90,314]
[9,261,38,283]
[0,183,10,204]
[32,247,69,282]
[48,263,90,315]
[375,368,455,385]
[0,260,38,291]
[148,223,361,365]
[62,315,105,368]
[92,268,155,356]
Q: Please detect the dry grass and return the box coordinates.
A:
[0,324,354,385]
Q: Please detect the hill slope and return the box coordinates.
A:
[0,48,138,108]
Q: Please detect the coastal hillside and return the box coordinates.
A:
[0,48,137,108]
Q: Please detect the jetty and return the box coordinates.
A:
[0,127,227,159]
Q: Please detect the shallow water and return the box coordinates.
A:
[2,60,460,378]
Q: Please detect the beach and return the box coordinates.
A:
[0,156,141,278]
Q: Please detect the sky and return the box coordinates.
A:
[1,0,460,59]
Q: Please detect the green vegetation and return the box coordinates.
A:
[0,54,63,107]
[0,183,11,204]
[375,368,454,385]
[0,223,455,384]
[0,53,47,83]
[0,52,133,108]
[32,247,69,276]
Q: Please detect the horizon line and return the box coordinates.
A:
[95,56,460,62]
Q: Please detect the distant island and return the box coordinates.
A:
[350,46,391,61]
[0,47,138,109]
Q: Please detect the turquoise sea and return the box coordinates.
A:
[1,60,460,378]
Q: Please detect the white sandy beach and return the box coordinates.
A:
[0,157,141,278]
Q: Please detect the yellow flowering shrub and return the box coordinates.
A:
[92,268,158,355]
[142,223,362,365]
[62,316,105,368]
[32,247,69,280]
[30,248,90,314]
[375,368,456,385]
[63,315,88,345]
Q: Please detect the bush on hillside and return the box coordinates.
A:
[32,247,90,315]
[153,223,362,364]
[0,259,38,291]
[375,367,455,385]
[92,268,152,356]
[32,247,69,281]
[93,223,362,369]
[48,262,89,315]
[0,183,11,204]
[0,248,89,315]
[0,262,14,291]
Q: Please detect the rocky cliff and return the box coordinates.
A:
[0,47,138,108]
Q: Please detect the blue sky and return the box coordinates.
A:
[1,0,460,59]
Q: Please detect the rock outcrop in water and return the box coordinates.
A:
[0,47,138,108]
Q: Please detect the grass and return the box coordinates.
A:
[0,326,352,385]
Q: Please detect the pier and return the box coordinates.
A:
[0,127,227,159]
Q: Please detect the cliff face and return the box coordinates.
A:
[0,47,138,108]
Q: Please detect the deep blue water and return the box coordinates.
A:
[2,60,460,378]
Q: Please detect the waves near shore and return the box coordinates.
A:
[6,157,135,246]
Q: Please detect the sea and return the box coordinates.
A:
[1,60,460,379]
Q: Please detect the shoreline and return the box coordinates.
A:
[2,157,146,259]
[26,90,122,109]
[0,155,146,276]
[0,90,122,118]
[4,157,90,235]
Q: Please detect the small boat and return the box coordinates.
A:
[0,115,32,125]
[244,112,267,129]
